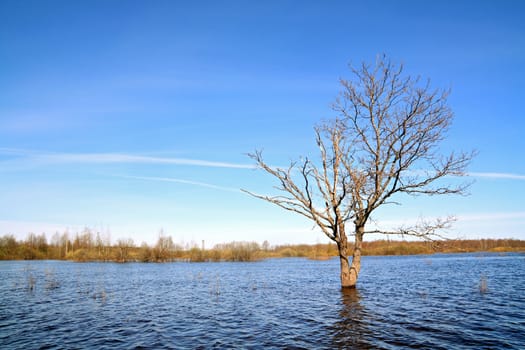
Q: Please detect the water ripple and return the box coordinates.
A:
[0,254,524,349]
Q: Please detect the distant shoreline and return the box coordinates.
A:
[2,235,524,262]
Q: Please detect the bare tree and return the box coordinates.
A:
[116,238,134,262]
[60,230,70,258]
[245,56,474,288]
[155,229,175,262]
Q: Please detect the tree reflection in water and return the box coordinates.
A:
[330,288,373,349]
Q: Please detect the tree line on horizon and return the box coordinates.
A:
[1,229,524,262]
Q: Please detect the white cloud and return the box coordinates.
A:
[469,172,525,180]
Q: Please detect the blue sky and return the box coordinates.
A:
[1,0,524,246]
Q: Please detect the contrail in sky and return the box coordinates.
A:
[112,174,242,193]
[0,148,254,169]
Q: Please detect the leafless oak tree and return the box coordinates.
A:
[244,56,474,288]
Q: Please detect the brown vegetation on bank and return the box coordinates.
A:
[1,230,524,262]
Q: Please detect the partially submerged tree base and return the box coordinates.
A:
[340,256,357,289]
[245,55,473,288]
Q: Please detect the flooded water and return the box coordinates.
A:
[1,253,524,349]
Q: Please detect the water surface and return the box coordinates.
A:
[1,253,524,349]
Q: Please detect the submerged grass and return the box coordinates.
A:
[479,274,489,294]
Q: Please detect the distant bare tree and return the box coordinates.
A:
[95,232,104,258]
[155,230,175,262]
[60,231,70,258]
[245,56,474,288]
[95,231,112,261]
[116,238,134,262]
[139,242,153,262]
[73,228,94,251]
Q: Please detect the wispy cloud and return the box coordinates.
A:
[0,147,43,156]
[0,114,76,133]
[0,220,85,237]
[458,211,525,222]
[0,148,254,169]
[469,172,525,180]
[113,174,242,193]
[4,149,524,179]
[366,211,525,229]
[43,153,254,169]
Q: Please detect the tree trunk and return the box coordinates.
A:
[349,225,364,286]
[338,223,355,288]
[338,224,364,288]
[339,253,354,288]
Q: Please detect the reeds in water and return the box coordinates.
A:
[479,274,488,294]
